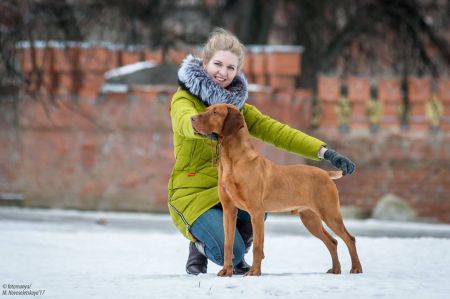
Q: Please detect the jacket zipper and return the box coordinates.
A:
[168,201,191,233]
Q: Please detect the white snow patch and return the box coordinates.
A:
[1,211,450,299]
[104,61,159,79]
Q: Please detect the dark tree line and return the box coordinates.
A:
[287,0,450,89]
[1,0,449,95]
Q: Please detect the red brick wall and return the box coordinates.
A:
[312,131,450,223]
[15,86,175,212]
[1,44,450,223]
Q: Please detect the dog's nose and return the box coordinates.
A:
[191,116,198,122]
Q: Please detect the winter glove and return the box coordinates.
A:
[323,148,356,176]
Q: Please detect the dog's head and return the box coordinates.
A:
[191,103,245,139]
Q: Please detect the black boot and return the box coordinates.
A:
[234,258,251,275]
[234,219,253,275]
[186,242,207,275]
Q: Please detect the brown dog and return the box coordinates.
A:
[191,103,363,276]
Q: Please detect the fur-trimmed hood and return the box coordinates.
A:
[177,54,248,110]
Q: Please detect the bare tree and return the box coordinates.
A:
[1,0,450,99]
[284,0,450,89]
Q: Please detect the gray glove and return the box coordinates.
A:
[323,149,356,176]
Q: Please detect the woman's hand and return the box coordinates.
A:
[323,149,356,176]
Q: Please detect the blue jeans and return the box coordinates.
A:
[190,206,252,267]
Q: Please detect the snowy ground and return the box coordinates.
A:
[1,207,450,299]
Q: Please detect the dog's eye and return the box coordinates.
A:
[213,110,217,114]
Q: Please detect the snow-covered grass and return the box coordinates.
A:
[1,211,450,299]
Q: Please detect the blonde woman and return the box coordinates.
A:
[168,28,355,275]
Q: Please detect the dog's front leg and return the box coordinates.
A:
[245,210,265,276]
[217,202,237,277]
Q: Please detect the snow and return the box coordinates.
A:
[1,207,450,299]
[104,61,159,80]
[99,83,129,93]
[247,45,304,53]
[15,40,148,51]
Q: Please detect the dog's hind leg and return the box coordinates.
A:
[298,209,341,274]
[322,213,363,274]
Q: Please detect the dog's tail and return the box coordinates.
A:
[328,170,343,180]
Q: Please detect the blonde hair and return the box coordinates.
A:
[202,28,246,71]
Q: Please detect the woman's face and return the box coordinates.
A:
[204,50,239,88]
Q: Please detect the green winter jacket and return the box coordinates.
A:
[168,87,327,241]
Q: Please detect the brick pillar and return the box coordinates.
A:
[249,46,267,85]
[78,47,115,99]
[293,89,312,129]
[119,48,141,66]
[438,78,450,131]
[242,51,253,83]
[21,46,55,96]
[378,78,402,129]
[143,48,163,64]
[266,46,302,92]
[317,76,340,129]
[408,77,431,130]
[167,49,187,65]
[20,46,53,73]
[272,92,294,124]
[348,77,370,129]
[79,47,119,72]
[52,47,83,98]
[247,86,272,108]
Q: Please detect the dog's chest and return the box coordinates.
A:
[220,171,248,210]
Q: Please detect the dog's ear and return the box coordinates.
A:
[222,107,244,137]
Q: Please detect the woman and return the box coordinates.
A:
[168,28,355,275]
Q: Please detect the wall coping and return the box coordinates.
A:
[16,40,305,54]
[248,45,304,53]
[16,40,156,51]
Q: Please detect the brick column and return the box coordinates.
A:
[249,46,267,85]
[119,48,141,66]
[242,51,253,83]
[378,78,402,129]
[20,45,53,73]
[20,46,55,96]
[408,77,431,130]
[439,78,450,131]
[78,47,116,99]
[167,49,187,65]
[266,46,302,92]
[348,77,370,129]
[247,85,273,111]
[53,47,85,98]
[317,76,340,129]
[272,92,294,124]
[293,89,312,129]
[143,48,163,64]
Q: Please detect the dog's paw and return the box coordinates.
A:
[326,268,341,274]
[350,267,363,274]
[244,267,262,276]
[217,266,233,277]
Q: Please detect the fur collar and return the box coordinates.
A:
[177,54,248,110]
